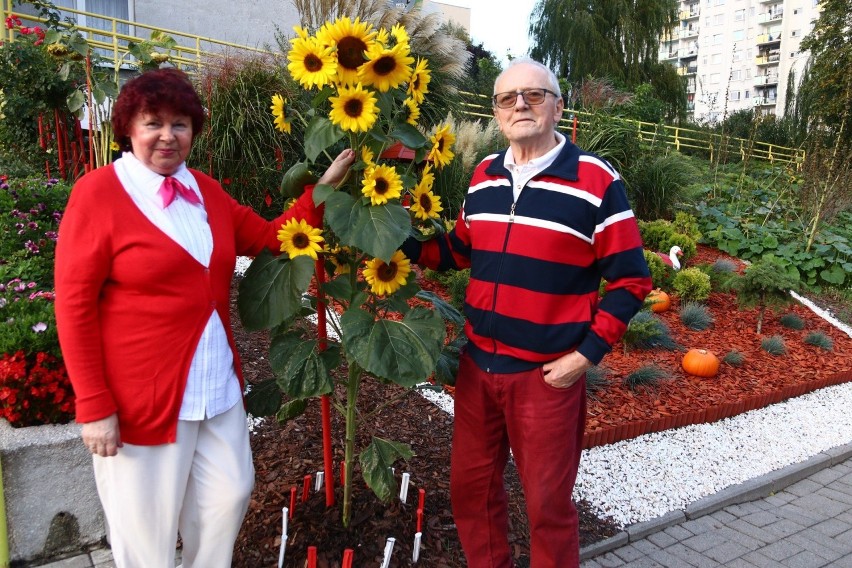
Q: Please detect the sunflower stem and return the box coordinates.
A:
[341,360,361,528]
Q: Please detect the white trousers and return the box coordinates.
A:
[93,402,255,568]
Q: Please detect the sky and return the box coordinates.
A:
[450,0,539,65]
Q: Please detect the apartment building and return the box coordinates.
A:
[659,0,822,123]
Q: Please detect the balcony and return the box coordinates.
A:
[679,7,700,20]
[686,101,695,111]
[660,50,679,61]
[759,0,781,3]
[756,52,781,65]
[754,74,779,87]
[679,27,699,39]
[678,47,698,59]
[686,82,696,94]
[755,96,777,106]
[677,65,698,76]
[756,33,781,45]
[757,10,784,24]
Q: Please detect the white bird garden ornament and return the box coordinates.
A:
[655,245,683,270]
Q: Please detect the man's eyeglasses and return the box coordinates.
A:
[492,88,558,109]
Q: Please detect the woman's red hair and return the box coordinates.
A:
[111,68,204,151]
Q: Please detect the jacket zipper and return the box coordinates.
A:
[486,200,516,372]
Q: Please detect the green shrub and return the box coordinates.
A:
[671,212,703,243]
[679,301,714,330]
[733,255,799,334]
[804,331,833,351]
[722,350,745,366]
[708,258,738,291]
[779,313,805,330]
[626,152,698,220]
[761,335,787,356]
[622,311,679,352]
[638,219,698,263]
[643,250,675,289]
[623,365,668,391]
[672,267,711,303]
[424,268,470,311]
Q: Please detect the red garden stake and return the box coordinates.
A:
[307,546,317,568]
[342,549,354,568]
[289,487,296,519]
[302,474,311,503]
[416,508,423,534]
[418,488,425,511]
[315,258,336,507]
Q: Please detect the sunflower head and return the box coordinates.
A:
[410,183,443,221]
[319,16,377,86]
[277,218,324,260]
[358,43,414,93]
[329,83,379,133]
[328,245,354,275]
[363,250,412,297]
[403,97,420,126]
[287,35,338,89]
[428,124,456,169]
[407,58,431,105]
[361,146,375,167]
[361,163,403,205]
[270,93,292,134]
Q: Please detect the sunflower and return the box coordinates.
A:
[407,58,431,104]
[390,23,410,47]
[318,16,377,86]
[410,181,443,221]
[358,43,414,93]
[402,97,420,126]
[329,83,379,132]
[328,245,353,275]
[277,218,324,260]
[361,146,375,167]
[288,34,338,89]
[361,163,403,205]
[428,123,456,169]
[109,140,120,152]
[270,94,292,134]
[363,250,411,297]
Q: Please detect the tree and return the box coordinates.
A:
[528,0,684,117]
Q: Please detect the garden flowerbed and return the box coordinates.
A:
[230,244,852,566]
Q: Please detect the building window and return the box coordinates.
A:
[791,29,801,37]
[715,14,725,25]
[734,9,745,21]
[713,34,723,45]
[790,52,797,58]
[711,53,722,64]
[703,56,709,65]
[710,73,721,84]
[730,91,741,101]
[793,8,801,14]
[732,51,743,61]
[731,69,741,80]
[733,29,744,40]
[715,0,725,5]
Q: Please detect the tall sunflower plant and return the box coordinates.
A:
[236,16,464,526]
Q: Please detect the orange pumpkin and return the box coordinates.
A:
[682,348,720,378]
[646,288,671,313]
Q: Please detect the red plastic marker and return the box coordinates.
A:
[342,548,354,568]
[418,488,425,511]
[302,474,311,503]
[289,487,296,519]
[416,508,423,533]
[307,546,317,568]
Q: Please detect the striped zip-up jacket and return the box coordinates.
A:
[411,141,652,373]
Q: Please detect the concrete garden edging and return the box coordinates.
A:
[0,419,105,564]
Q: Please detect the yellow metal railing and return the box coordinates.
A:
[460,91,805,167]
[2,0,282,73]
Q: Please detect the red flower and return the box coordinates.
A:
[0,351,75,427]
[4,15,22,30]
[264,191,273,207]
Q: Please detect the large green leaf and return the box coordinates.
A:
[391,123,429,149]
[245,379,282,417]
[324,192,410,262]
[237,251,315,331]
[434,335,467,386]
[360,437,415,502]
[276,399,308,423]
[820,264,846,285]
[269,332,335,398]
[340,307,445,386]
[281,162,317,199]
[304,116,344,162]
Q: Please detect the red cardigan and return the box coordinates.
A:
[55,165,320,445]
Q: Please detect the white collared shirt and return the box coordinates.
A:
[113,152,241,421]
[503,131,567,202]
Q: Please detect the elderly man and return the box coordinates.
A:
[404,58,651,567]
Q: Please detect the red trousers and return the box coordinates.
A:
[450,353,587,568]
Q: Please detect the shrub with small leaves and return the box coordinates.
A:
[722,350,745,366]
[779,313,805,330]
[643,250,675,289]
[623,365,668,391]
[672,267,711,303]
[734,255,799,334]
[804,331,833,351]
[708,259,738,291]
[622,311,679,352]
[760,335,787,356]
[679,301,714,331]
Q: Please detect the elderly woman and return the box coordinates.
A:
[55,68,353,567]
